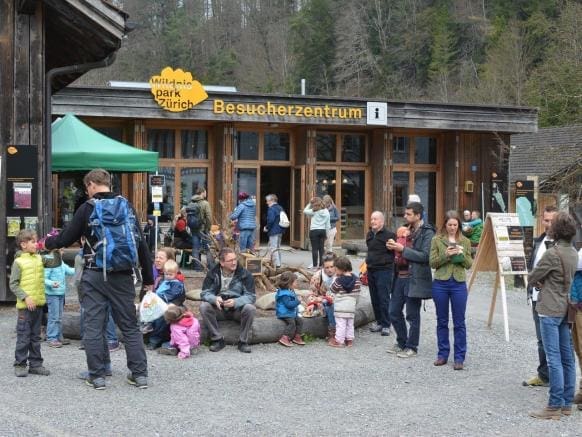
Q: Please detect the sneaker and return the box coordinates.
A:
[158,346,178,356]
[522,375,549,387]
[369,323,382,333]
[209,339,225,352]
[48,340,63,348]
[238,342,251,353]
[529,407,561,420]
[386,343,404,354]
[14,365,28,377]
[108,341,121,352]
[28,366,50,376]
[381,327,391,336]
[327,338,344,348]
[78,344,85,350]
[127,374,148,389]
[278,335,293,347]
[397,348,417,358]
[345,339,353,347]
[292,334,306,346]
[59,338,71,346]
[85,377,106,390]
[453,362,464,370]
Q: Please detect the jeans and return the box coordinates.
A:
[367,268,393,329]
[539,315,576,408]
[148,316,170,347]
[309,229,326,267]
[432,278,468,363]
[268,234,282,267]
[46,295,65,342]
[238,229,255,252]
[532,301,549,382]
[389,276,422,351]
[80,302,118,345]
[335,316,354,343]
[192,231,215,270]
[323,300,336,328]
[14,308,44,368]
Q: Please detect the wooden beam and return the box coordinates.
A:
[17,0,36,14]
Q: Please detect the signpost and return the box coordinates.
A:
[467,213,528,341]
[149,173,165,254]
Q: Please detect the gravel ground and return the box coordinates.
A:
[0,267,581,436]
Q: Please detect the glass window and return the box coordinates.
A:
[316,170,337,199]
[264,132,290,161]
[392,172,410,228]
[180,168,208,207]
[235,131,259,160]
[414,172,436,225]
[316,134,336,162]
[415,137,437,164]
[147,167,175,222]
[342,134,365,162]
[393,136,410,164]
[147,129,175,158]
[341,171,365,240]
[181,130,208,159]
[234,168,257,202]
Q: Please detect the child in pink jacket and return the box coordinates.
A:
[162,304,201,359]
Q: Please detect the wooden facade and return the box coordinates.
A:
[52,86,536,249]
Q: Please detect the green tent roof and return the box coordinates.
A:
[52,113,159,172]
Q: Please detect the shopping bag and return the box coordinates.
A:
[139,291,168,323]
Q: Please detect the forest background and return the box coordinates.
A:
[79,0,581,127]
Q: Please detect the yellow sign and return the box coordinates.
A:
[149,67,208,112]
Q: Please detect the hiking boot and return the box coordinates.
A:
[397,348,417,358]
[209,339,225,352]
[573,391,582,404]
[369,323,382,333]
[28,366,50,376]
[292,334,305,345]
[529,407,561,420]
[327,338,344,348]
[238,342,252,353]
[278,335,293,347]
[127,374,148,389]
[158,346,178,356]
[108,341,121,352]
[48,340,63,348]
[381,327,391,336]
[434,358,448,366]
[453,362,464,370]
[345,339,353,347]
[522,375,549,387]
[561,406,572,416]
[14,365,28,377]
[386,343,404,354]
[85,377,106,390]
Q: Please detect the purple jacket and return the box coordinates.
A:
[169,313,201,359]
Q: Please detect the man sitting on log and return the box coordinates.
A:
[199,248,256,353]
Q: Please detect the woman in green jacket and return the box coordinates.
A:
[429,210,472,370]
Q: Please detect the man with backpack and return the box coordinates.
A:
[44,169,154,390]
[263,193,287,269]
[186,187,213,270]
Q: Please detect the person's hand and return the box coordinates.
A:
[386,239,403,252]
[215,296,224,309]
[446,245,457,257]
[52,281,60,289]
[223,299,235,308]
[24,296,36,311]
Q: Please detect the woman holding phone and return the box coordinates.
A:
[429,210,473,370]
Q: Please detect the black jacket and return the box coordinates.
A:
[365,227,396,271]
[201,263,256,310]
[45,192,154,285]
[403,223,436,299]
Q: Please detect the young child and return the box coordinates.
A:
[161,304,201,359]
[328,256,361,348]
[275,271,305,347]
[43,248,75,348]
[9,229,50,377]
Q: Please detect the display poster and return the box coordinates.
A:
[7,217,21,237]
[13,182,32,209]
[515,180,535,226]
[24,217,39,232]
[490,172,507,213]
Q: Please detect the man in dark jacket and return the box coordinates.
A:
[387,202,436,358]
[45,169,153,390]
[264,194,284,268]
[523,205,558,387]
[365,211,396,336]
[199,247,257,353]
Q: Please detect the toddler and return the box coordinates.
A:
[162,304,201,359]
[276,271,305,347]
[10,230,50,377]
[328,256,361,348]
[43,249,75,348]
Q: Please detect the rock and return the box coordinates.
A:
[255,292,276,310]
[185,289,202,301]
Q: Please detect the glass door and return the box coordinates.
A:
[290,166,305,248]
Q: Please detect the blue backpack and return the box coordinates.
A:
[87,196,140,279]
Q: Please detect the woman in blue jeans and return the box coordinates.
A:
[528,212,578,420]
[429,211,472,370]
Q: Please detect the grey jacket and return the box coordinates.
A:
[201,264,256,310]
[402,223,436,299]
[529,240,578,317]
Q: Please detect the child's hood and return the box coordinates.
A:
[178,312,194,327]
[336,274,357,291]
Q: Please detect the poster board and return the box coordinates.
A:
[467,213,528,341]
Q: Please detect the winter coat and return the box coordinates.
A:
[169,313,201,359]
[44,261,75,296]
[275,288,301,319]
[186,195,212,233]
[10,252,46,309]
[230,199,257,230]
[201,263,256,310]
[156,279,186,306]
[303,205,330,231]
[402,223,436,299]
[429,234,473,282]
[266,203,284,236]
[365,227,396,272]
[330,274,361,318]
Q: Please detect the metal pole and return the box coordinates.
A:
[154,170,158,254]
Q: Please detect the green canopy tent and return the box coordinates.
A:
[51,113,158,171]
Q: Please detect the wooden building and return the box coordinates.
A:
[0,0,130,300]
[51,85,538,248]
